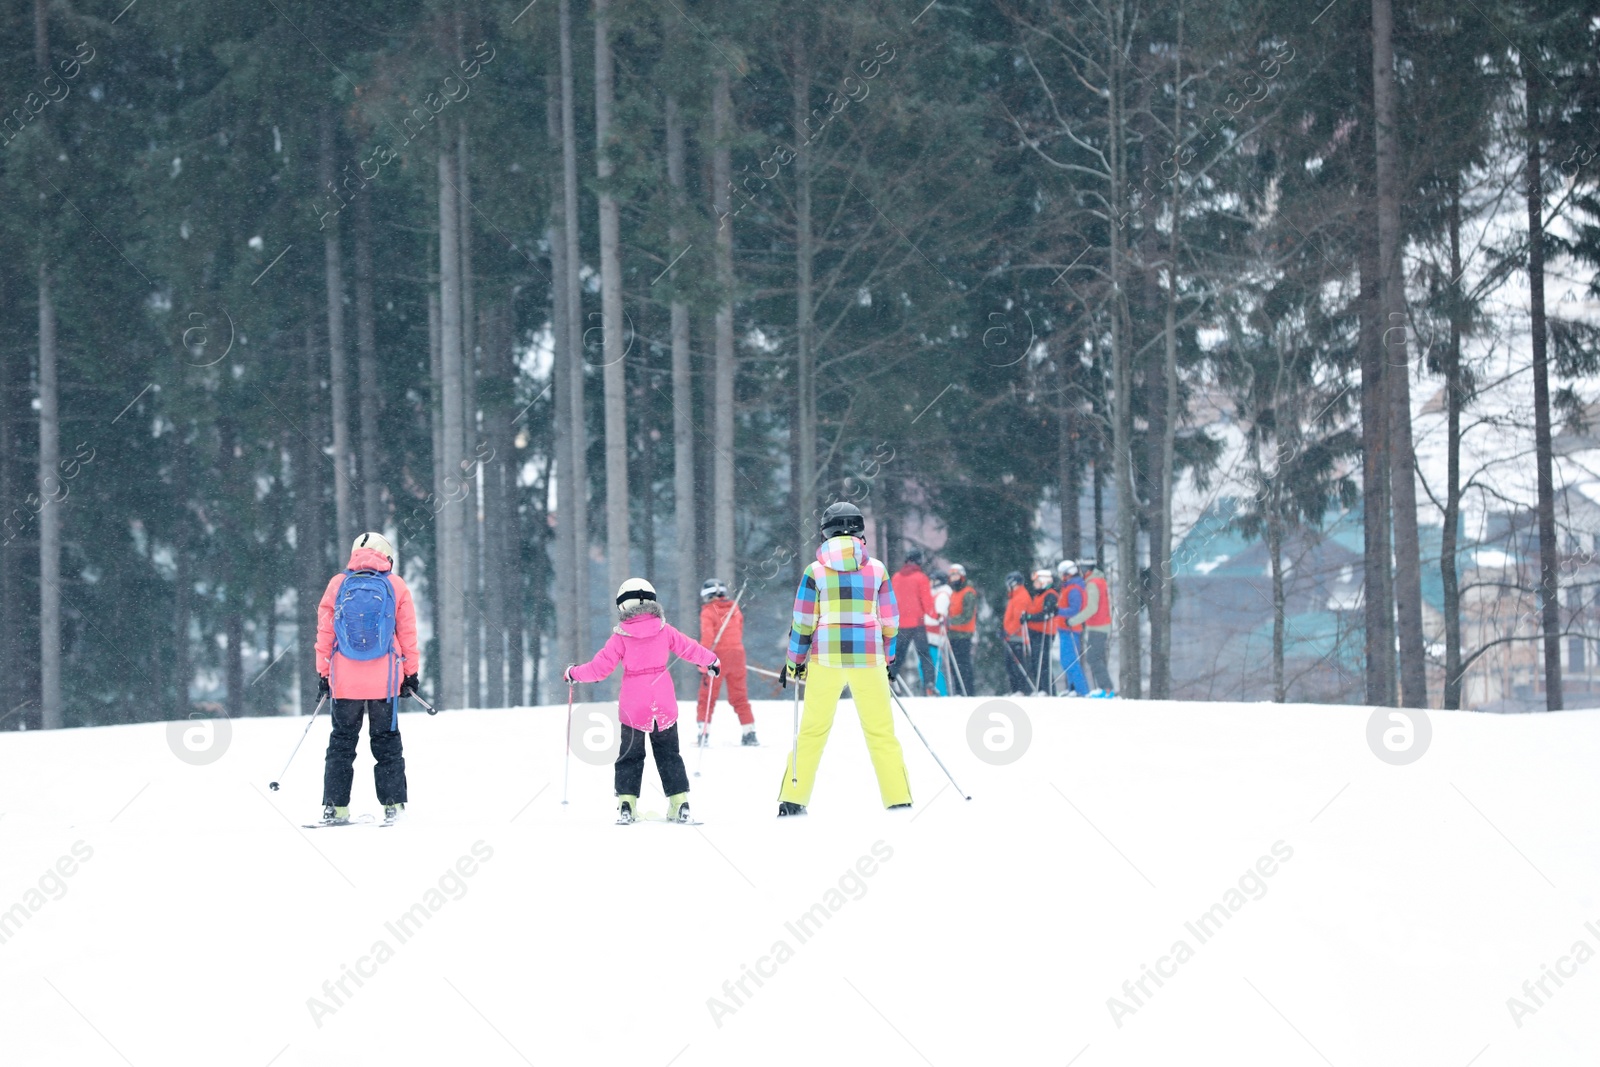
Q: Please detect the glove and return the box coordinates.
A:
[781,662,805,689]
[400,674,419,698]
[317,675,331,698]
[706,661,721,678]
[564,664,577,684]
[886,658,895,682]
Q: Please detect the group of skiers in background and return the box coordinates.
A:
[1002,560,1115,699]
[304,510,1107,827]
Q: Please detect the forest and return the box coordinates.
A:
[3,0,1600,726]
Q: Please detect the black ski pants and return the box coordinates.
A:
[946,634,975,697]
[1085,629,1112,692]
[615,722,689,798]
[890,626,934,688]
[1026,630,1056,696]
[323,699,407,806]
[1003,638,1030,694]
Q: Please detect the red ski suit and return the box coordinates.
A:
[696,597,754,726]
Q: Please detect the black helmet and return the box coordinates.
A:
[820,501,865,540]
[1005,570,1025,589]
[904,547,924,565]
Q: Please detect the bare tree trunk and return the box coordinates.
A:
[1269,503,1286,703]
[666,93,698,642]
[1150,10,1182,701]
[561,0,590,650]
[437,149,467,710]
[482,301,511,708]
[547,86,578,674]
[0,325,13,721]
[428,284,444,699]
[712,69,736,580]
[1058,353,1080,558]
[298,322,326,715]
[459,124,481,708]
[321,112,356,551]
[174,437,194,718]
[1442,182,1465,709]
[1106,0,1140,699]
[793,28,818,556]
[354,186,383,528]
[37,262,60,728]
[594,0,631,603]
[1525,69,1562,710]
[1372,0,1426,708]
[1358,197,1394,705]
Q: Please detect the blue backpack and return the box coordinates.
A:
[332,569,403,728]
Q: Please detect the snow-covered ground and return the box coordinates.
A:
[2,697,1598,1065]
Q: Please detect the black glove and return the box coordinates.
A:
[564,664,577,684]
[886,659,895,682]
[706,660,722,678]
[317,675,331,698]
[400,674,419,698]
[781,662,805,689]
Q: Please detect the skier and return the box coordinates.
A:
[695,578,757,747]
[565,578,720,824]
[1067,559,1115,697]
[943,563,979,697]
[1021,569,1058,696]
[926,570,952,695]
[889,547,938,695]
[315,532,420,826]
[777,502,911,815]
[1054,560,1092,697]
[1001,570,1032,695]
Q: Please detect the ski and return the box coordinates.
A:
[639,811,702,825]
[302,814,378,829]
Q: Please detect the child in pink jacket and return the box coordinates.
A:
[565,578,719,823]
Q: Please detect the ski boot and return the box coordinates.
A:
[668,792,691,824]
[616,795,638,825]
[777,801,807,817]
[382,802,405,825]
[319,804,351,826]
[741,728,759,747]
[887,803,912,811]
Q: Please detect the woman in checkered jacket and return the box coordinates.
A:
[777,502,912,815]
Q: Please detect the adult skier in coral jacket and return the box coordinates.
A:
[316,532,421,824]
[889,548,938,694]
[1068,560,1115,697]
[1001,571,1032,694]
[695,578,757,747]
[943,564,979,696]
[1020,569,1059,695]
[778,502,911,815]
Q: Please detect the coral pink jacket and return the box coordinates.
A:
[315,547,421,700]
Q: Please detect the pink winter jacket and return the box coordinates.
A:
[315,547,421,700]
[567,613,718,731]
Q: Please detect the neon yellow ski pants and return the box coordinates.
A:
[778,662,911,808]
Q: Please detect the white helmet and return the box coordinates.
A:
[1057,559,1079,577]
[700,577,728,602]
[352,531,395,568]
[615,577,658,612]
[1032,568,1054,588]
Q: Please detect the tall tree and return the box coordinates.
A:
[711,68,736,581]
[1525,67,1561,709]
[594,0,631,600]
[437,148,468,710]
[561,0,590,651]
[666,92,698,640]
[320,109,356,550]
[354,186,383,529]
[1372,0,1427,708]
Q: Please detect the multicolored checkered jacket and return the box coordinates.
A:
[786,536,900,668]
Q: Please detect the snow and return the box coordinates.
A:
[3,697,1600,1065]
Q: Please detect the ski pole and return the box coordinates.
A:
[1002,638,1037,695]
[888,686,971,800]
[408,692,438,715]
[268,695,327,791]
[945,634,968,697]
[693,676,711,778]
[562,681,574,806]
[789,670,802,786]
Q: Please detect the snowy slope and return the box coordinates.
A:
[2,697,1599,1066]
